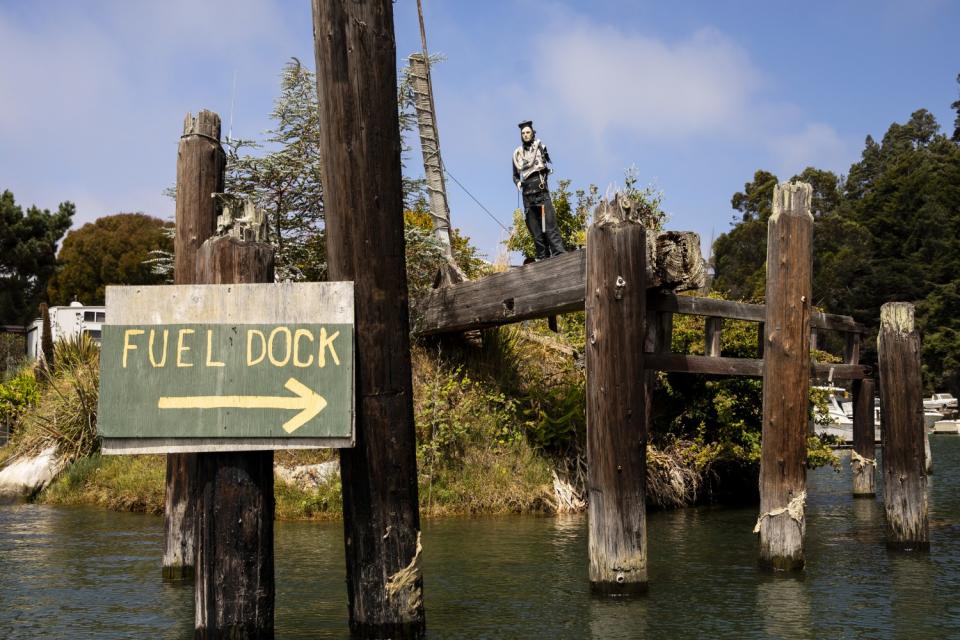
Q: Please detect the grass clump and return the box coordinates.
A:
[13,334,100,463]
[41,454,165,514]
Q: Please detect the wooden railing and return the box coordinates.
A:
[644,291,869,380]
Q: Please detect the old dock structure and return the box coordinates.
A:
[416,179,928,580]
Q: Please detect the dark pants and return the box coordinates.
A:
[523,190,565,260]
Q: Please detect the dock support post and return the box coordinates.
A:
[878,302,929,550]
[757,182,813,571]
[193,237,276,638]
[851,378,877,497]
[312,1,425,636]
[586,197,648,595]
[164,109,225,581]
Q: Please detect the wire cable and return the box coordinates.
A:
[443,164,512,232]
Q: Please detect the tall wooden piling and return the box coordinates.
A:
[851,378,877,497]
[312,1,425,636]
[193,235,276,638]
[586,198,648,595]
[164,110,225,580]
[877,302,929,550]
[757,182,813,571]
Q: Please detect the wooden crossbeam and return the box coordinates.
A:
[644,354,870,379]
[646,292,865,333]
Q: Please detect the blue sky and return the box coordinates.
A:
[2,0,958,263]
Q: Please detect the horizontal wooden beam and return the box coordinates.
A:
[647,292,865,334]
[414,243,864,338]
[416,250,586,335]
[644,353,871,379]
[416,232,705,336]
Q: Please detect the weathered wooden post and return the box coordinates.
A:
[586,196,648,594]
[756,182,813,571]
[312,1,425,636]
[164,109,225,580]
[705,317,722,357]
[193,231,276,637]
[851,378,877,497]
[878,302,929,550]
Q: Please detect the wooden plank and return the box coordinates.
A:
[647,292,865,334]
[644,354,869,379]
[312,1,425,636]
[705,317,723,358]
[646,354,763,376]
[416,231,705,336]
[417,250,586,334]
[844,332,861,365]
[811,363,871,380]
[758,182,813,572]
[878,302,928,550]
[586,199,648,595]
[851,378,877,497]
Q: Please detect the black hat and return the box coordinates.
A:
[517,120,534,130]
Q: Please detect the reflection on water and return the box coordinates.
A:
[756,576,810,640]
[3,438,960,638]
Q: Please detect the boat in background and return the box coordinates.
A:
[932,419,960,434]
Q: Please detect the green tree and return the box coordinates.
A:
[952,73,960,143]
[224,59,325,281]
[0,190,74,324]
[710,169,777,301]
[47,213,172,305]
[712,106,960,395]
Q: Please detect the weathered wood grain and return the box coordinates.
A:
[174,111,225,286]
[586,207,648,595]
[194,450,275,639]
[312,1,425,636]
[416,230,704,335]
[758,182,813,571]
[643,354,869,379]
[162,453,197,580]
[878,302,929,550]
[164,109,224,582]
[851,378,877,497]
[646,292,865,333]
[705,317,723,358]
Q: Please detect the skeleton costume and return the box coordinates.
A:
[512,120,566,260]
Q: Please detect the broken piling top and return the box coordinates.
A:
[771,181,814,221]
[880,302,916,336]
[182,109,221,139]
[593,193,644,226]
[591,194,706,292]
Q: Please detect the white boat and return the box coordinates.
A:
[839,399,941,429]
[932,419,960,434]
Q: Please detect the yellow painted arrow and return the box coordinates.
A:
[157,377,327,433]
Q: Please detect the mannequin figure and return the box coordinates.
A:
[512,120,565,260]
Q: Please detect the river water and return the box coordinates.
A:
[3,438,960,639]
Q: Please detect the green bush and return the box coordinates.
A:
[16,334,100,461]
[0,369,40,438]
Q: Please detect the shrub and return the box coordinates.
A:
[0,369,40,439]
[17,334,100,462]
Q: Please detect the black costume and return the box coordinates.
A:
[512,121,565,260]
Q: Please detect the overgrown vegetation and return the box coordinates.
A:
[712,100,960,397]
[7,334,100,463]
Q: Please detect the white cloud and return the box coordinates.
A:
[768,122,852,177]
[534,23,762,138]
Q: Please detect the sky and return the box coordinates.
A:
[2,0,959,264]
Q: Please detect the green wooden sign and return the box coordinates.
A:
[98,283,354,454]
